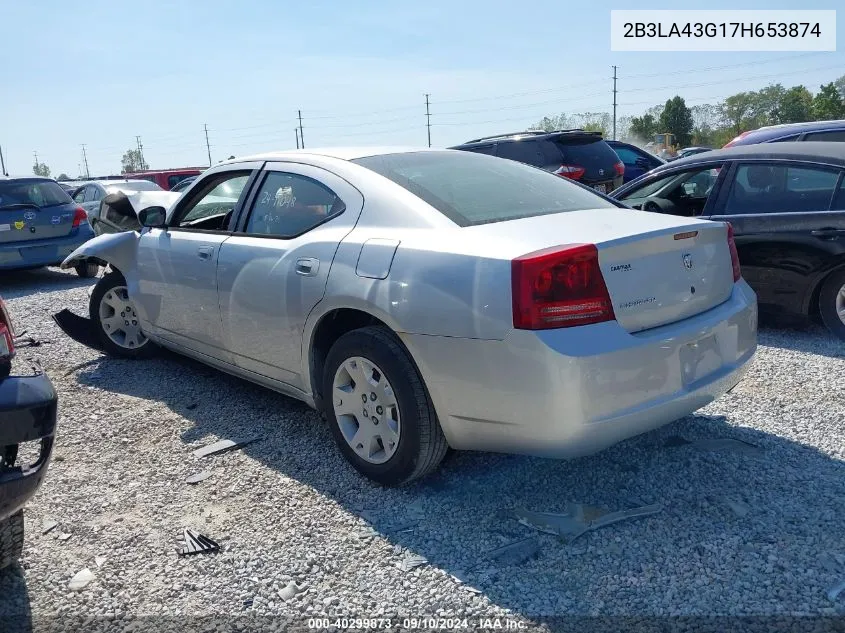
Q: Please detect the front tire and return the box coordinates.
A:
[322,326,448,486]
[818,269,845,340]
[89,271,156,358]
[0,511,24,571]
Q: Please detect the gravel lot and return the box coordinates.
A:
[1,267,844,630]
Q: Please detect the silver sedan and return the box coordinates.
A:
[63,148,757,485]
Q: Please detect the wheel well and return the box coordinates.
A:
[809,265,845,319]
[309,309,388,411]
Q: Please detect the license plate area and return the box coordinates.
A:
[680,334,722,386]
[593,184,607,194]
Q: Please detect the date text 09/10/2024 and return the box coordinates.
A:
[307,617,529,630]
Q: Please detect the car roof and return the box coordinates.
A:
[223,147,442,164]
[753,119,845,133]
[659,141,845,168]
[450,129,604,148]
[77,179,155,186]
[0,175,55,182]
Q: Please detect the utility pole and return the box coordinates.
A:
[0,144,6,176]
[612,65,618,141]
[297,110,305,149]
[425,93,432,147]
[81,144,90,178]
[204,124,213,167]
[33,151,38,170]
[136,136,147,170]
[295,128,300,149]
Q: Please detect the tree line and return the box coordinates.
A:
[535,74,845,149]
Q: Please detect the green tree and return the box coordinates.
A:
[719,92,758,135]
[658,96,694,147]
[33,162,50,177]
[121,148,144,174]
[812,82,845,120]
[56,173,70,181]
[777,86,813,123]
[835,74,845,101]
[628,114,658,142]
[690,104,722,146]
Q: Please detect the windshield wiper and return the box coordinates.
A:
[0,203,40,211]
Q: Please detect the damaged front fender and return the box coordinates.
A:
[60,230,140,277]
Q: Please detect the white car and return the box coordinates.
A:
[62,148,758,485]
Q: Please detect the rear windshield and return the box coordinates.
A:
[0,179,73,208]
[108,181,163,193]
[555,138,621,167]
[352,151,617,227]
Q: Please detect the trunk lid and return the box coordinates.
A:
[464,207,735,333]
[0,179,80,244]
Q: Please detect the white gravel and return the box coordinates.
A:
[1,267,844,628]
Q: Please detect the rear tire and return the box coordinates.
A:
[818,269,845,341]
[75,261,99,278]
[322,326,448,486]
[0,511,24,571]
[89,271,156,358]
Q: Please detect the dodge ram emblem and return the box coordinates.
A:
[683,253,693,270]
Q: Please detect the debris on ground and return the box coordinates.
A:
[192,437,261,458]
[665,436,763,455]
[41,519,58,535]
[57,533,72,542]
[95,556,107,568]
[278,581,307,601]
[186,403,198,410]
[485,535,540,566]
[178,529,221,556]
[720,497,752,517]
[68,568,94,591]
[352,526,378,540]
[515,502,662,542]
[186,471,212,485]
[827,579,845,602]
[398,552,428,572]
[52,309,104,351]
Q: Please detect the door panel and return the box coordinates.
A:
[217,162,364,387]
[135,166,260,361]
[707,161,845,316]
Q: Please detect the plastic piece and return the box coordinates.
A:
[186,471,212,484]
[486,535,540,565]
[193,437,260,458]
[52,309,104,351]
[68,568,94,591]
[516,503,662,542]
[178,529,220,556]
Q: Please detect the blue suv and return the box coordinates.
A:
[0,177,97,277]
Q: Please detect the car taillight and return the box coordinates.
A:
[0,296,15,361]
[723,131,751,148]
[613,161,625,176]
[553,165,586,180]
[72,207,87,227]
[511,243,615,330]
[726,223,741,282]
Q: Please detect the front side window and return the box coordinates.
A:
[172,172,250,230]
[616,165,723,217]
[243,172,345,238]
[723,163,841,214]
[84,186,101,203]
[612,146,641,165]
[353,150,617,227]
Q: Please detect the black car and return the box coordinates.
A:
[611,142,845,338]
[0,296,57,570]
[450,130,624,194]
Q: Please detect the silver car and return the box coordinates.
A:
[62,148,758,485]
[72,179,163,233]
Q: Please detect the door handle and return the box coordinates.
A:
[295,257,320,276]
[197,246,214,260]
[810,228,845,239]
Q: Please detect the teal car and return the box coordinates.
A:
[0,177,97,277]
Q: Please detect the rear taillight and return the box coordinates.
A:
[553,164,586,180]
[72,206,87,227]
[723,131,751,148]
[727,223,741,282]
[512,243,615,330]
[613,161,625,176]
[0,296,15,362]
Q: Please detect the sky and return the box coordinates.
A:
[1,0,843,177]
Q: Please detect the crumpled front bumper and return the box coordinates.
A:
[0,367,58,521]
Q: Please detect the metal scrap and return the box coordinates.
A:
[68,568,94,591]
[41,519,58,535]
[192,437,260,458]
[485,535,540,565]
[515,502,662,542]
[178,529,221,556]
[398,552,428,572]
[186,471,212,484]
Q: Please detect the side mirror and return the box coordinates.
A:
[138,206,167,228]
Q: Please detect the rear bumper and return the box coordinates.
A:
[402,281,758,458]
[0,369,58,521]
[0,226,96,270]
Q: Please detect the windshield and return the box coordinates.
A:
[353,150,617,227]
[0,179,73,208]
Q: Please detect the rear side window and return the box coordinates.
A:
[495,140,543,165]
[724,163,841,214]
[462,144,496,156]
[557,139,620,168]
[770,134,801,143]
[803,130,845,142]
[0,180,72,208]
[353,150,617,227]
